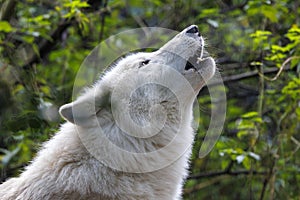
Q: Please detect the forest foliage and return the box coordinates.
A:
[0,0,299,199]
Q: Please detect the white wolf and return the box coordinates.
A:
[0,25,215,200]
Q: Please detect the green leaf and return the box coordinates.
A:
[285,25,300,41]
[0,21,14,32]
[261,5,278,23]
[32,43,40,58]
[242,156,251,170]
[296,107,300,120]
[250,30,272,38]
[250,61,263,66]
[241,111,259,118]
[198,8,220,18]
[22,35,35,43]
[271,45,289,53]
[237,130,252,139]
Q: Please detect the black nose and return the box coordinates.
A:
[186,25,199,34]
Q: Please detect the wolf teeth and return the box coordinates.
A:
[196,57,204,64]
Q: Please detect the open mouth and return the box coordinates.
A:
[184,47,208,72]
[184,61,196,71]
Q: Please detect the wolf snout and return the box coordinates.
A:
[186,25,200,37]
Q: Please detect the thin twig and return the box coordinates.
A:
[259,159,276,200]
[287,136,300,161]
[258,56,300,81]
[258,60,264,117]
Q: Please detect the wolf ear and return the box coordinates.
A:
[59,100,94,126]
[59,88,110,127]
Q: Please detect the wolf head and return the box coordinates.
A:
[59,25,215,128]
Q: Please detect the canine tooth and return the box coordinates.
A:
[197,36,205,64]
[196,57,204,64]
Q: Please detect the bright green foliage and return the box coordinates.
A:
[0,0,299,199]
[0,21,14,32]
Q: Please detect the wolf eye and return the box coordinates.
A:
[139,59,150,68]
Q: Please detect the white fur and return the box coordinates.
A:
[0,25,215,200]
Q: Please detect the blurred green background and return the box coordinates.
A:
[0,0,299,199]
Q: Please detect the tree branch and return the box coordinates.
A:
[0,0,16,21]
[184,168,267,195]
[188,169,267,179]
[98,0,108,43]
[209,66,293,86]
[184,175,228,194]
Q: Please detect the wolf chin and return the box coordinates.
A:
[0,25,215,200]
